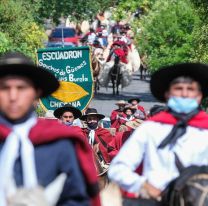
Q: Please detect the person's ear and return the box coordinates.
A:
[35,89,42,99]
[164,91,170,101]
[196,92,203,104]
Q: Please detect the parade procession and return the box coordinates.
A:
[1,0,208,206]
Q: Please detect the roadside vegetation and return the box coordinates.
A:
[114,0,208,72]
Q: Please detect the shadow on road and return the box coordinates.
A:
[94,91,157,103]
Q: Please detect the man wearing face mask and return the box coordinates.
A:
[53,104,82,127]
[81,108,114,163]
[108,63,208,206]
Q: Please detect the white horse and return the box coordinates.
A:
[6,173,66,206]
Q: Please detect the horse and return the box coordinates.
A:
[93,143,109,190]
[109,56,122,95]
[123,153,208,206]
[6,173,67,206]
[161,154,208,206]
[91,47,105,94]
[140,55,148,80]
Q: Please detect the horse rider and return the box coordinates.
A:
[108,62,208,206]
[110,100,128,131]
[107,40,128,64]
[81,108,114,164]
[0,52,101,206]
[53,104,82,127]
[128,98,147,120]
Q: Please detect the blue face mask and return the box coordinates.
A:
[64,121,73,126]
[167,96,199,114]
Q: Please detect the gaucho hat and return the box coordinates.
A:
[0,51,59,97]
[80,108,105,121]
[123,106,136,114]
[115,100,128,105]
[53,104,82,119]
[128,98,141,104]
[150,63,208,102]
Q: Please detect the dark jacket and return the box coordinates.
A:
[0,118,101,206]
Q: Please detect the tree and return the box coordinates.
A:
[188,0,208,63]
[0,32,13,54]
[112,0,155,21]
[34,0,119,24]
[0,0,47,59]
[134,0,199,72]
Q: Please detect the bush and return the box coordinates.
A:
[135,0,199,72]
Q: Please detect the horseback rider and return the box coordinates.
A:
[110,100,128,131]
[53,104,82,127]
[107,40,128,64]
[108,63,208,206]
[81,108,114,164]
[0,52,100,206]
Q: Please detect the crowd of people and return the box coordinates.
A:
[1,32,208,205]
[73,11,141,74]
[0,5,206,206]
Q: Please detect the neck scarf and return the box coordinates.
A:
[158,108,200,149]
[0,113,38,206]
[88,129,95,146]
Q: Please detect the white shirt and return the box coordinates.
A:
[108,120,208,193]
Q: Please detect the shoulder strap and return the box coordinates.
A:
[97,135,108,148]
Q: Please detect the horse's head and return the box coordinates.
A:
[6,173,67,206]
[162,165,208,206]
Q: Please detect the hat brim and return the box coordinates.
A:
[115,102,128,105]
[0,64,59,97]
[150,63,208,102]
[80,113,105,121]
[123,107,136,113]
[128,98,141,103]
[54,106,82,119]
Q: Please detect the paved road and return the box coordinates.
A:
[89,71,162,117]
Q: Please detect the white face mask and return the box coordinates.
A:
[167,96,199,114]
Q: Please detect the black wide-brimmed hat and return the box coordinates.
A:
[150,63,208,102]
[80,108,105,121]
[53,104,82,119]
[0,51,59,97]
[128,98,141,104]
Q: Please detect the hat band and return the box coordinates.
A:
[1,58,28,65]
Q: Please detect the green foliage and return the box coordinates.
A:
[36,0,118,24]
[135,0,199,72]
[0,0,47,60]
[113,0,155,21]
[35,104,46,117]
[0,32,13,55]
[189,0,208,63]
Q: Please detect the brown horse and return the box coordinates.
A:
[93,144,109,190]
[109,56,122,95]
[140,55,148,80]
